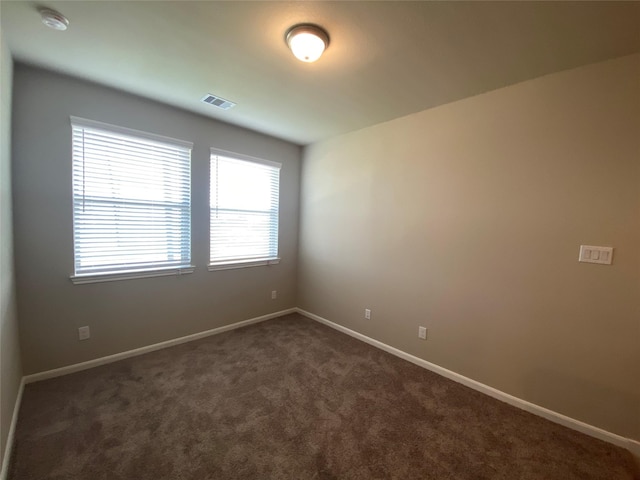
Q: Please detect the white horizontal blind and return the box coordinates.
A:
[72,119,192,276]
[210,152,280,265]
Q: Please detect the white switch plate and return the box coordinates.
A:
[579,245,613,265]
[271,290,277,300]
[78,326,90,341]
[418,326,427,340]
[364,309,371,320]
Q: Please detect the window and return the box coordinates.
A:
[71,117,193,283]
[209,149,281,270]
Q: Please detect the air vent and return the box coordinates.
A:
[201,94,236,110]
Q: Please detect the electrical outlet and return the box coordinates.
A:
[364,309,371,320]
[418,326,427,340]
[271,290,277,300]
[78,326,90,341]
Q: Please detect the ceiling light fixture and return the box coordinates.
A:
[39,8,69,31]
[285,24,329,63]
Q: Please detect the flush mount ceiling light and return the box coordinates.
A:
[39,8,69,31]
[285,24,329,63]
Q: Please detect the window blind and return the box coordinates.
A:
[209,151,280,266]
[71,117,192,277]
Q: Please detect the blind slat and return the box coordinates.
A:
[72,122,192,275]
[209,155,280,264]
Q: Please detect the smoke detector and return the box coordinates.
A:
[39,8,69,31]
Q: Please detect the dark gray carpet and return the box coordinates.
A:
[9,313,638,479]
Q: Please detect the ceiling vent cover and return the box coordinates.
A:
[201,94,236,110]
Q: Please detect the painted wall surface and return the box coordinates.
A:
[12,65,300,375]
[298,55,640,440]
[1,32,23,465]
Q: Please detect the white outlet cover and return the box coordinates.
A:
[78,326,90,340]
[418,326,427,340]
[364,309,371,320]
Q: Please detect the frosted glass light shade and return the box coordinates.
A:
[286,25,329,63]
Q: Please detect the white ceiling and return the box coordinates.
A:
[2,1,639,145]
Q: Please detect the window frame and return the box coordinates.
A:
[208,147,281,271]
[69,116,195,285]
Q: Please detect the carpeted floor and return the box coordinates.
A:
[9,313,638,479]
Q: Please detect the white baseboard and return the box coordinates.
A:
[2,308,296,477]
[0,377,25,480]
[8,307,639,467]
[295,308,640,459]
[629,440,640,460]
[24,308,296,384]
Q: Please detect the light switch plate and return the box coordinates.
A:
[579,245,613,265]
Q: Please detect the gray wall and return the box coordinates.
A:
[12,64,301,375]
[1,32,23,466]
[298,54,640,440]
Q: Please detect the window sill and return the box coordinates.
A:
[70,266,195,285]
[208,258,280,271]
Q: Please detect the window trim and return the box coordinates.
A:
[209,147,282,170]
[208,147,281,271]
[207,258,280,272]
[70,266,195,285]
[69,117,194,283]
[69,116,193,149]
